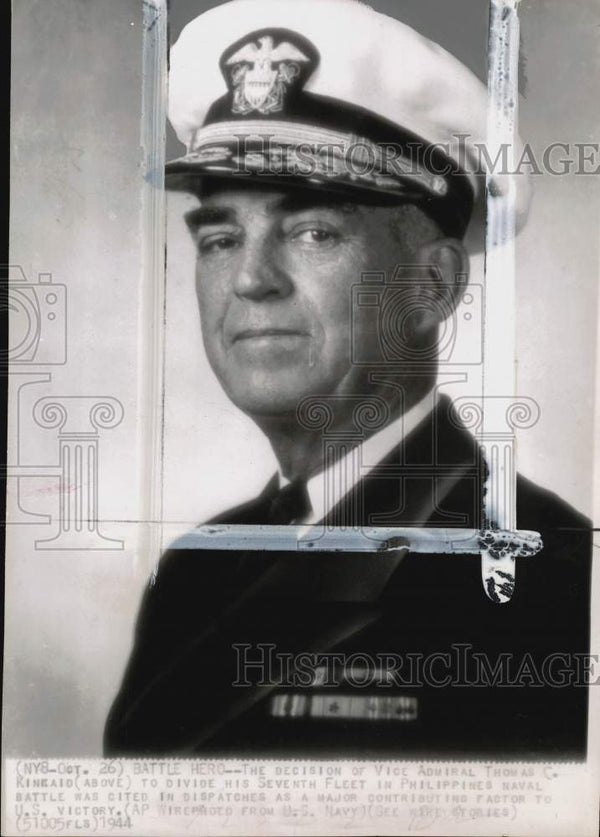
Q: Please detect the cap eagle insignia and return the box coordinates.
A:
[222,30,318,115]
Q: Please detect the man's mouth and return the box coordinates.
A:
[232,328,309,344]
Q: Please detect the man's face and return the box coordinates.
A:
[188,182,421,417]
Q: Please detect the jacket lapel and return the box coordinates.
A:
[323,394,485,531]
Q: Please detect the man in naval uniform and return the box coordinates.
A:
[105,0,591,758]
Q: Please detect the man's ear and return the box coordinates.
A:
[413,237,470,327]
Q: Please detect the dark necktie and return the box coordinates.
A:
[267,480,311,525]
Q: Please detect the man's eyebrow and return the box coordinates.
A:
[277,194,359,214]
[184,196,359,231]
[184,206,236,231]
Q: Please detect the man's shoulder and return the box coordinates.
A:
[509,474,592,614]
[149,485,276,591]
[516,472,591,532]
[205,477,277,525]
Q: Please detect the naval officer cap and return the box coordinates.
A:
[167,0,530,242]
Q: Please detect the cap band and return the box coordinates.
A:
[167,119,476,237]
[176,120,462,193]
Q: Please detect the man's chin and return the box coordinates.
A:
[228,392,307,420]
[222,378,321,421]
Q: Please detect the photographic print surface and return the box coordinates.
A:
[3,0,599,835]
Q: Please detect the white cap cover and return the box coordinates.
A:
[167,0,529,239]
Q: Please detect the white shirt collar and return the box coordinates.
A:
[278,390,438,524]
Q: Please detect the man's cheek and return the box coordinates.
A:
[198,312,226,372]
[197,290,226,335]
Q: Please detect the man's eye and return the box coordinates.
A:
[197,234,239,256]
[292,227,339,246]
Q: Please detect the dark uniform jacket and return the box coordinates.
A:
[105,398,591,759]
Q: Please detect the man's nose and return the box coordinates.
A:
[233,237,293,302]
